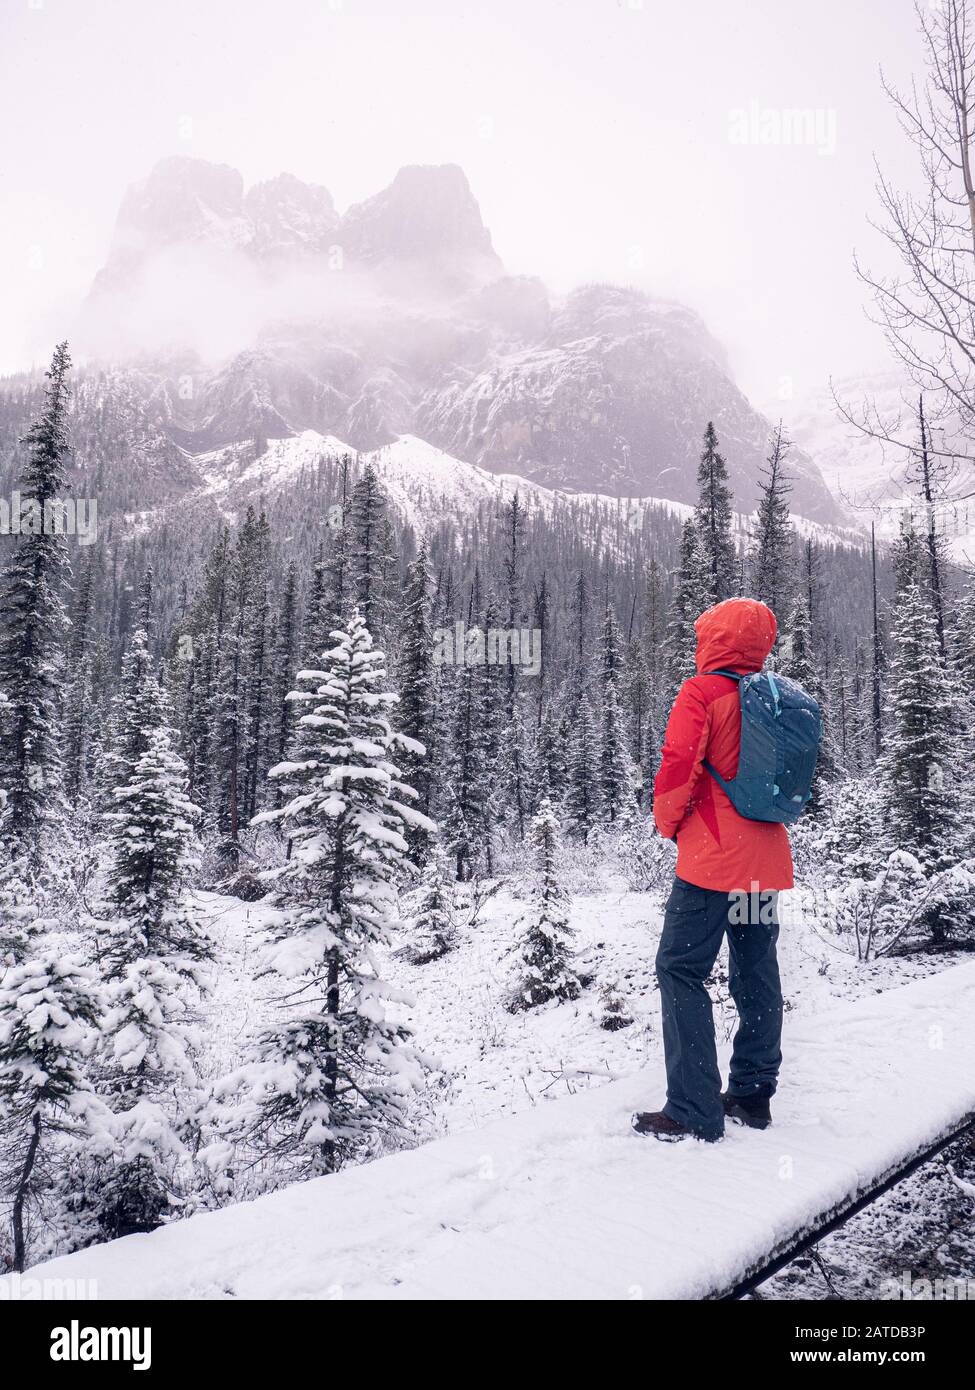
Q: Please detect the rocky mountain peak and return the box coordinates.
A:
[339,163,502,279]
[243,172,338,256]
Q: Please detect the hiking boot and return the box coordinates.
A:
[632,1111,721,1143]
[721,1091,771,1129]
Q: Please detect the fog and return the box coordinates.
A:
[1,0,924,409]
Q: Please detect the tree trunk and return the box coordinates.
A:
[12,1112,41,1272]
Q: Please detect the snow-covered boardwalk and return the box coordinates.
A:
[9,962,975,1301]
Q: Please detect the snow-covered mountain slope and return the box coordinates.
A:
[789,373,975,564]
[12,960,975,1300]
[187,428,868,555]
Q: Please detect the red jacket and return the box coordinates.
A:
[653,598,794,892]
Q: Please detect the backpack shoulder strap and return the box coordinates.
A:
[702,671,742,791]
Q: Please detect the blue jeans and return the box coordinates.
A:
[655,876,783,1140]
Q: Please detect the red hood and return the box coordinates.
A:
[694,598,777,675]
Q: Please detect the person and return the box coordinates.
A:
[634,597,792,1143]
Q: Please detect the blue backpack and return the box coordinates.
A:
[703,669,822,825]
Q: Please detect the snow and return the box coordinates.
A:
[10,958,975,1300]
[191,429,870,555]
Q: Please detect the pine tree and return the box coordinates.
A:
[879,579,959,878]
[641,555,667,725]
[694,421,737,604]
[750,424,795,622]
[64,549,99,805]
[97,685,207,1238]
[0,953,110,1270]
[101,570,156,801]
[397,541,436,860]
[201,509,271,867]
[242,518,272,824]
[239,608,431,1176]
[951,571,975,742]
[270,561,300,806]
[0,343,72,865]
[512,799,580,1010]
[320,455,354,636]
[0,846,40,965]
[178,528,232,812]
[598,606,635,823]
[780,591,817,690]
[409,859,455,963]
[351,461,388,635]
[565,693,600,840]
[665,519,710,692]
[536,704,569,808]
[441,594,493,881]
[624,641,655,805]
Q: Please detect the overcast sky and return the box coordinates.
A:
[1,0,923,407]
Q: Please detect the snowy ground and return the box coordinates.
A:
[195,873,962,1140]
[9,954,975,1300]
[6,874,974,1300]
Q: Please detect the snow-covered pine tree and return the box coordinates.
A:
[97,681,207,1238]
[479,593,510,862]
[397,540,436,861]
[269,561,300,806]
[565,692,600,841]
[570,568,592,677]
[641,555,668,733]
[238,607,432,1176]
[535,703,569,808]
[879,578,962,888]
[0,846,40,965]
[780,590,817,689]
[512,798,580,1010]
[624,641,656,806]
[951,571,975,784]
[441,593,492,881]
[531,572,550,726]
[351,460,388,636]
[213,508,270,871]
[694,421,737,605]
[0,953,111,1270]
[64,549,100,805]
[242,517,272,824]
[321,454,354,635]
[0,342,72,867]
[665,518,710,692]
[174,527,233,812]
[408,859,455,963]
[749,423,795,622]
[501,493,528,838]
[598,605,635,823]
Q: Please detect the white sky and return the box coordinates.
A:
[1,0,923,405]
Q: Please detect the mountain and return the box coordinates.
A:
[419,285,838,518]
[44,157,846,525]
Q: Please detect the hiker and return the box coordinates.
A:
[634,597,818,1143]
